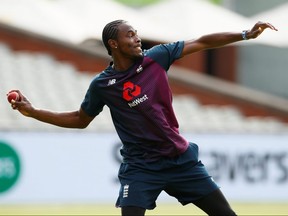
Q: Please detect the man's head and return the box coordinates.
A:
[102,20,126,56]
[102,20,142,58]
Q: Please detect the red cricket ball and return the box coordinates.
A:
[7,91,20,103]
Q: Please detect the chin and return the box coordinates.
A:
[134,52,144,60]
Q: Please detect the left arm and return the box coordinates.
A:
[181,21,278,57]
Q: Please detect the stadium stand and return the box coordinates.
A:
[1,42,288,134]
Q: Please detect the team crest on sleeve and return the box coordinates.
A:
[136,65,143,73]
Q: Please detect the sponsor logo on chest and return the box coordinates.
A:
[122,81,148,108]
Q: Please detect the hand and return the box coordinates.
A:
[247,21,278,39]
[8,90,34,117]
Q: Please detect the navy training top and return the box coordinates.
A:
[81,41,189,162]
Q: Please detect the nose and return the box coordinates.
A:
[135,35,141,43]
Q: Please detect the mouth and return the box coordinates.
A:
[135,43,142,49]
[134,45,142,55]
[136,46,142,52]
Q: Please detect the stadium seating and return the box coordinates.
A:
[1,42,288,133]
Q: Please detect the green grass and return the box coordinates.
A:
[0,202,288,215]
[114,0,161,7]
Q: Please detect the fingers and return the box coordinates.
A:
[248,21,278,39]
[257,21,278,31]
[10,100,18,110]
[265,22,278,31]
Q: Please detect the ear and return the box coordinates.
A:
[108,39,118,49]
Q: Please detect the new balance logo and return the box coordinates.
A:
[123,184,129,198]
[107,79,116,86]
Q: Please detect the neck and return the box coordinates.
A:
[112,57,135,72]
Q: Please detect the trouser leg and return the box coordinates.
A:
[121,206,146,216]
[192,189,237,216]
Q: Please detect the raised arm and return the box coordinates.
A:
[181,21,278,57]
[8,90,94,129]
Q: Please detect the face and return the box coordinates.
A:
[113,22,143,59]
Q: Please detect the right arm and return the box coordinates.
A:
[9,90,94,129]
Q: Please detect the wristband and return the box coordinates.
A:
[242,30,248,40]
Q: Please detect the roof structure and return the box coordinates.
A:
[0,0,282,46]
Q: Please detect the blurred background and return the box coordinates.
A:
[0,0,288,215]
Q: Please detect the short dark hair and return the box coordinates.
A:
[102,20,127,56]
